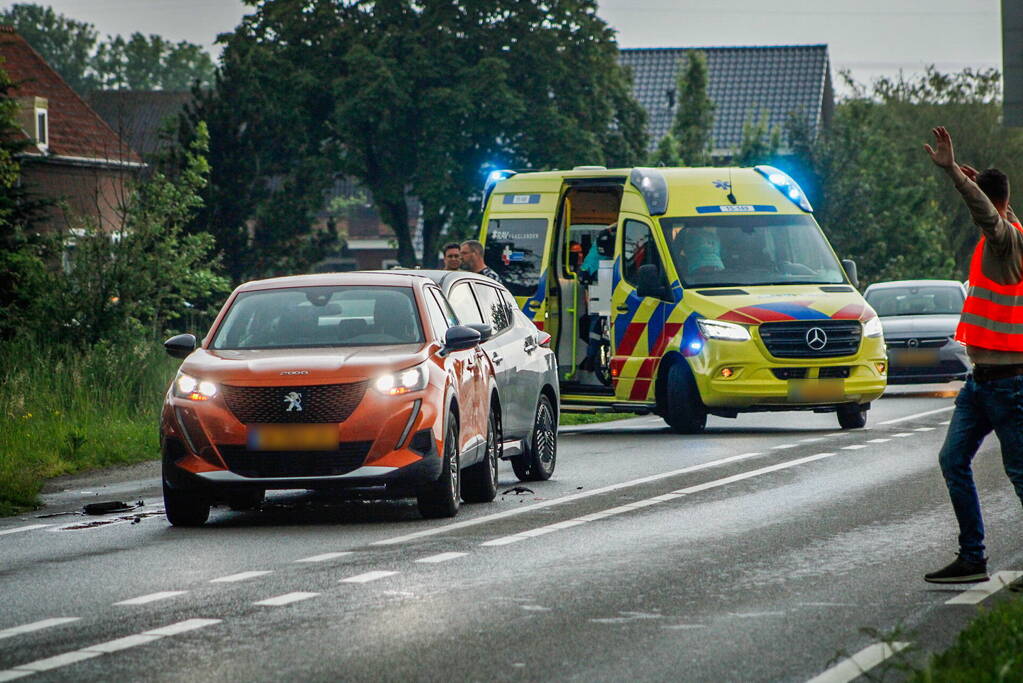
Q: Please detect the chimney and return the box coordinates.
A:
[16,96,48,152]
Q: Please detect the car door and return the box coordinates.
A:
[472,281,532,439]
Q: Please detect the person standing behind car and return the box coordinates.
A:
[460,240,502,284]
[442,242,462,271]
[922,126,1023,585]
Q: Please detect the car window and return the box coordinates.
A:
[497,288,522,328]
[212,285,423,349]
[424,289,452,340]
[448,282,485,325]
[473,283,511,333]
[623,219,668,289]
[864,285,965,317]
[485,218,548,297]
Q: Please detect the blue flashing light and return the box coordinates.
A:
[754,165,813,213]
[629,167,669,215]
[482,169,517,209]
[689,340,703,352]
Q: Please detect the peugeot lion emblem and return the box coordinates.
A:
[283,391,303,412]
[805,327,828,351]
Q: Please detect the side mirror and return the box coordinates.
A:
[464,323,493,342]
[444,325,482,351]
[636,263,669,299]
[164,333,197,359]
[841,259,859,289]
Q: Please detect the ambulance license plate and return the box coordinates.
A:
[788,379,844,403]
[247,424,337,451]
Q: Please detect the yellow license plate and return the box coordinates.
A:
[247,424,337,451]
[788,379,844,402]
[891,349,940,366]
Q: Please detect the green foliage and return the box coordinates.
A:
[0,3,215,92]
[910,597,1023,681]
[734,110,781,167]
[650,132,681,167]
[672,51,714,167]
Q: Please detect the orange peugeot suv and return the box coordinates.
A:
[160,272,498,526]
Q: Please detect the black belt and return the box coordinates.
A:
[973,364,1023,383]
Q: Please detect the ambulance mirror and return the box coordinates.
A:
[841,259,859,289]
[636,263,668,299]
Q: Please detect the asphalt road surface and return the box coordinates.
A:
[3,384,1023,682]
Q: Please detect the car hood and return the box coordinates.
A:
[878,314,959,337]
[179,344,432,383]
[682,285,874,324]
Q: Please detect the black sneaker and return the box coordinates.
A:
[924,556,988,584]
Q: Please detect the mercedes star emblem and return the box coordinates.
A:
[805,327,828,351]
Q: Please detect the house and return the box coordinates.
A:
[619,44,835,155]
[0,26,144,233]
[1004,0,1023,127]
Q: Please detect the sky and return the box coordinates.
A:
[26,0,1004,94]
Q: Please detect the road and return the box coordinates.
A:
[2,386,1023,682]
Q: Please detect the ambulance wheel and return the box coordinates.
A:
[837,403,868,430]
[663,360,707,434]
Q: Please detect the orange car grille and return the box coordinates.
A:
[221,382,367,424]
[217,442,373,477]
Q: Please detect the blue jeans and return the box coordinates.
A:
[938,374,1023,562]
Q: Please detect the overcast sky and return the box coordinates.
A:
[30,0,1003,93]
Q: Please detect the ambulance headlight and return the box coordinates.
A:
[697,319,751,342]
[862,317,884,338]
[754,165,813,213]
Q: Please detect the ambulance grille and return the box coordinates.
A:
[759,320,862,359]
[221,382,367,424]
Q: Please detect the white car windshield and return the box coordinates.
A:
[865,285,965,317]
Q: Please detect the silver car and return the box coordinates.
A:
[863,279,969,384]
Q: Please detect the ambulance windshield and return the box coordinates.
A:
[485,218,548,296]
[659,214,847,288]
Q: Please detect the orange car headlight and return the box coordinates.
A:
[175,372,218,401]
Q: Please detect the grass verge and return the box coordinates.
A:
[910,595,1023,681]
[560,412,635,426]
[0,341,177,516]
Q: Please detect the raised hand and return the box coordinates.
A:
[924,126,956,168]
[959,164,979,181]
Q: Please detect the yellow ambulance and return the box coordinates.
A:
[478,166,887,432]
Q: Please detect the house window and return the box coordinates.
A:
[35,109,47,148]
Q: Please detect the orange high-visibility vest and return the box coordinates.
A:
[956,221,1023,351]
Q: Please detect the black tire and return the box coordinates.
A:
[511,394,557,481]
[463,407,499,503]
[163,477,210,527]
[417,415,461,518]
[837,403,868,429]
[226,488,265,511]
[662,360,707,434]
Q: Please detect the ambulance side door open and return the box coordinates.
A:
[611,217,674,401]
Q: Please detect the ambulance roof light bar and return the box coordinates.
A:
[753,165,813,213]
[629,167,669,216]
[482,169,517,209]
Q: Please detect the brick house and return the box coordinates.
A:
[0,26,144,233]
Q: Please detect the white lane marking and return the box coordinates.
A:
[866,438,890,444]
[806,641,910,683]
[892,433,912,438]
[373,451,767,546]
[0,618,79,641]
[295,552,351,563]
[841,444,867,450]
[798,437,826,444]
[945,571,1023,605]
[482,453,838,547]
[254,592,319,606]
[0,524,50,536]
[914,427,935,432]
[771,444,796,450]
[209,571,271,583]
[939,420,951,425]
[416,552,468,564]
[114,591,187,606]
[878,405,953,425]
[341,570,398,584]
[0,618,220,680]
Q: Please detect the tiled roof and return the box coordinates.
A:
[86,90,192,159]
[619,45,833,153]
[0,26,142,164]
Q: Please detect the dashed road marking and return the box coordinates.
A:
[254,592,319,606]
[341,570,398,584]
[914,427,935,432]
[210,571,271,583]
[482,453,837,547]
[771,444,797,450]
[878,405,954,425]
[114,591,187,606]
[892,433,913,438]
[0,618,79,641]
[0,525,50,536]
[0,618,220,680]
[939,420,951,425]
[866,438,890,444]
[806,641,910,683]
[798,437,826,444]
[295,552,351,563]
[945,571,1023,605]
[416,552,468,564]
[841,445,867,450]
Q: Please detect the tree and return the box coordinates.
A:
[672,51,714,166]
[0,3,100,93]
[734,110,781,167]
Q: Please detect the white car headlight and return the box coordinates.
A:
[374,363,428,396]
[175,372,217,401]
[862,317,884,338]
[697,318,751,342]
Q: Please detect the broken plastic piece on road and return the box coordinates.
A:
[83,500,144,515]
